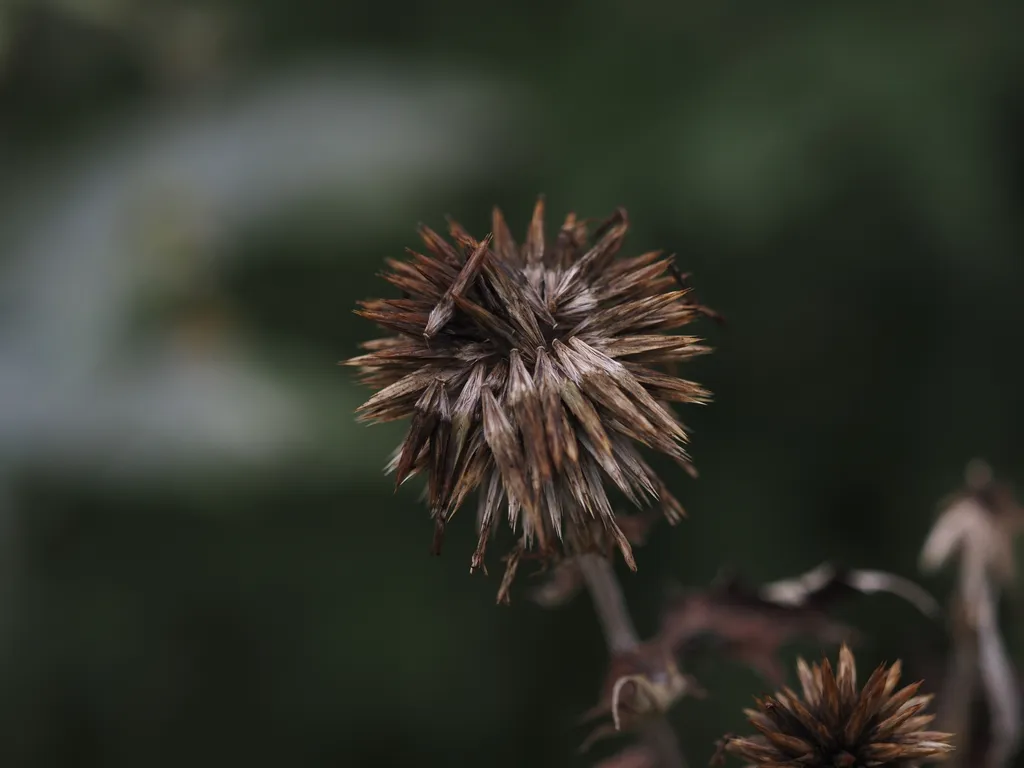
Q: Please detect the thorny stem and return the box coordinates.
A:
[578,554,687,768]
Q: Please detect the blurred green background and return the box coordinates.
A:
[1,1,1023,766]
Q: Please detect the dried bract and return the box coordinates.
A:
[722,645,954,768]
[347,198,711,593]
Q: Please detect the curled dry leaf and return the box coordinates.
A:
[659,562,939,684]
[759,561,942,618]
[580,641,704,753]
[659,578,851,685]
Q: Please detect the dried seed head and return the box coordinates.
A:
[346,198,712,596]
[722,645,954,768]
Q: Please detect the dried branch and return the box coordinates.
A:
[579,554,689,768]
[579,554,642,655]
[922,460,1024,768]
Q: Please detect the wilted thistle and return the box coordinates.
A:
[722,645,954,768]
[346,198,711,596]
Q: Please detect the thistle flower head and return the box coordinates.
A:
[346,198,711,594]
[723,645,954,768]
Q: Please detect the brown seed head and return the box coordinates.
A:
[722,644,954,768]
[346,198,712,594]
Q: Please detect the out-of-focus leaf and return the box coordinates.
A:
[0,63,521,479]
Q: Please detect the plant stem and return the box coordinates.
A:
[578,553,640,653]
[578,553,687,768]
[642,720,688,768]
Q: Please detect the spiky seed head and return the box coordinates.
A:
[723,644,954,768]
[346,198,712,597]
